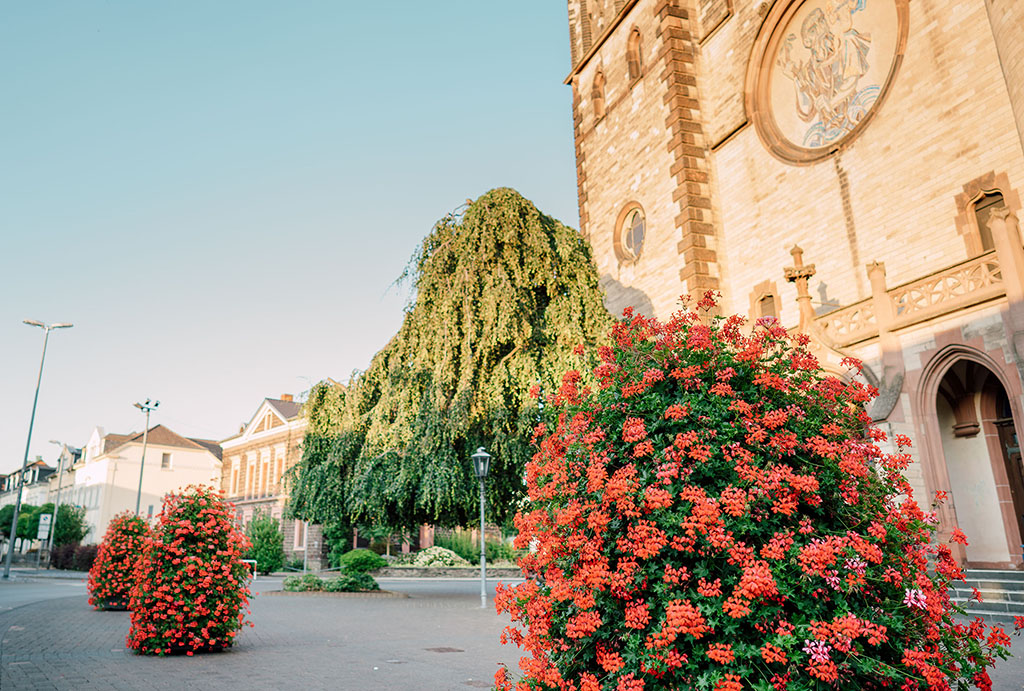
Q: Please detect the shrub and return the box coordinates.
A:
[72,544,98,572]
[282,572,379,592]
[50,542,78,570]
[336,548,387,574]
[52,504,89,547]
[495,298,1012,690]
[435,530,520,565]
[324,572,380,592]
[283,573,324,592]
[245,513,285,575]
[284,557,305,572]
[88,512,150,610]
[411,545,469,567]
[127,486,251,656]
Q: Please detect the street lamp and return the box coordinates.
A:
[3,320,73,580]
[472,446,491,609]
[133,399,160,515]
[46,440,72,565]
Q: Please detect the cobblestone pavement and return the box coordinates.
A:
[0,581,518,690]
[2,578,1023,690]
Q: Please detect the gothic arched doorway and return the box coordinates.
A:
[934,360,1024,567]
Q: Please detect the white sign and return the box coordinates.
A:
[36,513,53,541]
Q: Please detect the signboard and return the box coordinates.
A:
[36,513,53,541]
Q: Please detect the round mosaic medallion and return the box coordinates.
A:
[747,0,908,165]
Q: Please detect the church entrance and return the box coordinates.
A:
[935,361,1024,567]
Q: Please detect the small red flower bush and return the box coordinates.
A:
[88,511,151,610]
[496,296,1012,690]
[127,485,252,656]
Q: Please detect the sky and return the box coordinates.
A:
[1,2,579,475]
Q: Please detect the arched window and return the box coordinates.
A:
[758,294,777,319]
[627,29,642,83]
[592,72,606,120]
[973,191,1005,252]
[614,203,646,263]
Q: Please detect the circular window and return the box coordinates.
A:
[615,204,646,263]
[745,0,908,165]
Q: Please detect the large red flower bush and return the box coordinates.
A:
[127,485,252,656]
[88,511,151,610]
[496,297,1013,690]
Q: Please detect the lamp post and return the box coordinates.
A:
[46,440,71,565]
[3,320,73,580]
[471,446,491,609]
[133,399,159,515]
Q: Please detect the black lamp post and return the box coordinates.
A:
[471,446,491,609]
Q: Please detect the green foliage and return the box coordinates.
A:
[434,531,520,565]
[283,573,325,592]
[336,548,386,574]
[324,572,379,592]
[245,513,285,575]
[284,557,305,572]
[288,188,611,531]
[52,504,88,547]
[26,504,52,541]
[0,504,38,540]
[283,572,379,592]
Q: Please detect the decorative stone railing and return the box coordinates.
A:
[818,251,1005,348]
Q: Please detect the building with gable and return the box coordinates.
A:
[564,0,1024,572]
[52,425,222,541]
[220,395,325,569]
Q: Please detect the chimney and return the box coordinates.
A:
[280,394,293,402]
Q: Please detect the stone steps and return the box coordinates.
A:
[949,569,1024,626]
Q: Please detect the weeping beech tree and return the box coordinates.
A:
[289,188,612,531]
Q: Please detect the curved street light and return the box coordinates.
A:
[3,320,73,579]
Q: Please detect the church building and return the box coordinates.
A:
[565,0,1024,570]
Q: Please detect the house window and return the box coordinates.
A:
[592,71,606,120]
[161,453,171,470]
[614,203,646,263]
[627,29,642,83]
[973,192,1005,252]
[758,294,777,319]
[231,458,240,495]
[147,504,154,518]
[246,457,255,496]
[295,520,307,550]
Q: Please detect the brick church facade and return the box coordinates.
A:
[566,0,1024,568]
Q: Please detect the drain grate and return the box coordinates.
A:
[424,646,464,653]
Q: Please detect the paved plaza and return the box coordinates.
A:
[1,574,521,690]
[2,572,1023,690]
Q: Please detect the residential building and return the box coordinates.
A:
[220,395,326,569]
[57,425,222,541]
[565,0,1024,568]
[1,459,56,508]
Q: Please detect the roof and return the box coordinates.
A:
[104,424,222,460]
[102,433,133,454]
[266,398,302,420]
[189,437,223,460]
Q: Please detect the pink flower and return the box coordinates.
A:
[903,588,927,610]
[802,640,831,663]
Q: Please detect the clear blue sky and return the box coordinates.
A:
[1,2,578,475]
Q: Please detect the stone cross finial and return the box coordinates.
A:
[784,245,817,330]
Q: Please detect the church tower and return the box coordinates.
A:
[567,0,1024,572]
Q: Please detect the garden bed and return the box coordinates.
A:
[375,566,523,579]
[263,589,408,599]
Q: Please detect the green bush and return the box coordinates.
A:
[434,531,519,565]
[324,572,380,592]
[284,557,305,572]
[52,504,89,547]
[336,548,386,573]
[283,573,324,592]
[245,513,285,575]
[282,572,379,592]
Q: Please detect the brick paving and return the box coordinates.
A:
[0,584,516,690]
[2,579,1023,690]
